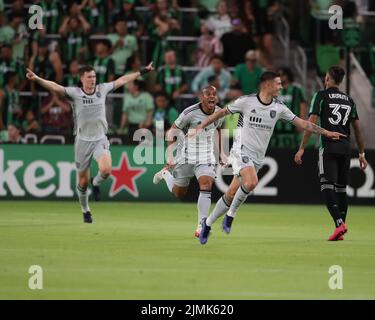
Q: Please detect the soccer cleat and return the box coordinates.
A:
[222,214,234,234]
[338,236,344,241]
[328,223,347,241]
[153,167,167,184]
[91,177,101,201]
[199,218,211,245]
[83,211,93,223]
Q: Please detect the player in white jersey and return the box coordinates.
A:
[26,63,153,223]
[190,72,345,244]
[153,86,224,237]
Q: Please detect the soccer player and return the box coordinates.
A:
[294,66,368,241]
[26,62,153,223]
[153,86,224,237]
[192,71,345,245]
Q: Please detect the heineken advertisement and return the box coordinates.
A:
[0,145,374,204]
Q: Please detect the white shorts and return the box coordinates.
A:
[172,163,217,187]
[229,148,263,176]
[74,136,111,172]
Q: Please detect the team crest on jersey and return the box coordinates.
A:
[270,110,276,118]
[96,92,102,98]
[242,156,249,164]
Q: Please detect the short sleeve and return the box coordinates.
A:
[64,87,77,100]
[226,97,245,114]
[101,82,115,95]
[174,112,190,130]
[279,104,296,122]
[309,91,324,116]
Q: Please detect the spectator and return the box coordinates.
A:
[22,110,40,134]
[270,67,308,148]
[191,55,231,101]
[59,10,91,64]
[118,0,145,38]
[232,50,262,95]
[92,39,116,83]
[0,44,26,90]
[6,123,23,144]
[148,0,181,69]
[153,91,179,131]
[29,38,63,89]
[253,0,281,68]
[0,72,22,131]
[107,18,138,77]
[195,22,222,68]
[40,92,72,134]
[84,0,109,34]
[38,0,65,34]
[0,10,28,62]
[0,0,4,27]
[221,18,256,67]
[119,80,155,137]
[155,50,188,104]
[205,0,232,39]
[63,60,80,87]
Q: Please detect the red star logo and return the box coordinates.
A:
[109,152,146,198]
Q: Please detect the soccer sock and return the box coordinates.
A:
[206,195,231,226]
[227,185,250,218]
[93,172,108,186]
[335,184,348,223]
[197,190,211,225]
[77,185,90,213]
[162,170,174,193]
[321,181,343,227]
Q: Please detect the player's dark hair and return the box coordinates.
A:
[79,65,95,76]
[328,66,345,85]
[210,54,223,63]
[260,71,279,84]
[278,67,294,82]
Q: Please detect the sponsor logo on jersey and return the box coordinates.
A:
[96,92,102,98]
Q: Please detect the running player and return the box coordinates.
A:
[191,71,345,245]
[153,86,224,237]
[26,62,153,223]
[294,66,368,241]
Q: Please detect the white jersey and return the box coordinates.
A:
[227,94,296,161]
[174,103,224,164]
[64,82,115,141]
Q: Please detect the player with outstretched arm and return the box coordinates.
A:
[26,62,153,223]
[191,71,345,245]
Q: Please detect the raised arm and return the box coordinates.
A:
[192,108,229,136]
[351,119,368,170]
[26,68,65,96]
[113,62,153,91]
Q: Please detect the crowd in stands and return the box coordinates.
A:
[0,0,374,147]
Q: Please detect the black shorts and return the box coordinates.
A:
[318,150,350,185]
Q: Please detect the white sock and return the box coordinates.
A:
[206,195,231,226]
[162,170,175,193]
[93,172,107,186]
[227,185,250,218]
[198,191,211,225]
[77,185,90,213]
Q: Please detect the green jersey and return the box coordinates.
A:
[122,92,154,125]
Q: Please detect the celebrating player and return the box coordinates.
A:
[192,71,345,245]
[294,66,368,241]
[26,62,153,223]
[153,86,224,237]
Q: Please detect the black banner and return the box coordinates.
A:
[185,149,375,205]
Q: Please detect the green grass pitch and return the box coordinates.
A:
[0,201,374,300]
